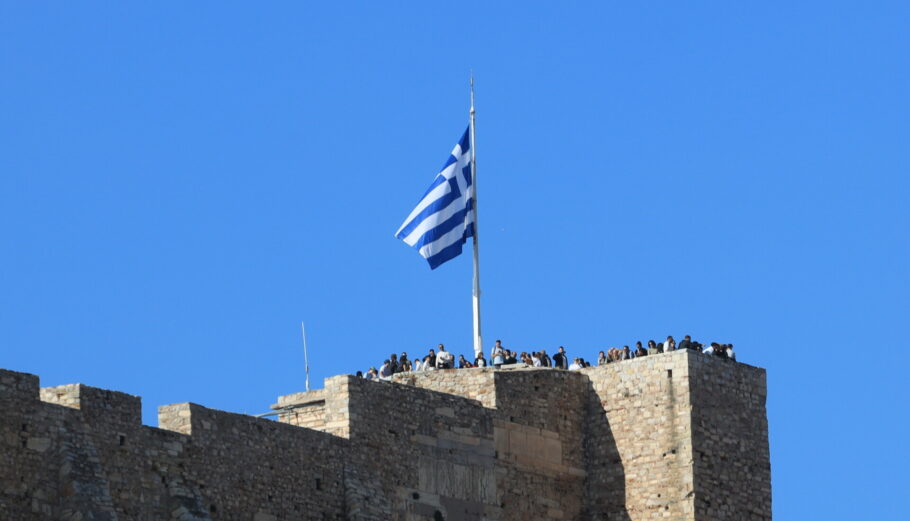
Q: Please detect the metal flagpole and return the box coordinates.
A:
[470,75,484,358]
[301,321,311,392]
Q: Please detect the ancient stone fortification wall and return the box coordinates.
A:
[1,349,770,521]
[1,370,345,521]
[688,355,770,521]
[277,368,587,521]
[274,389,327,432]
[582,351,696,521]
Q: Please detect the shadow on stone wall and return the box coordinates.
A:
[581,377,632,521]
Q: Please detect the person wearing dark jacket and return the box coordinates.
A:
[552,346,569,369]
[539,350,552,367]
[396,353,410,373]
[635,341,648,357]
[678,336,693,351]
[389,354,399,374]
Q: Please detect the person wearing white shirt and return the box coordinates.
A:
[663,336,675,352]
[490,340,505,368]
[568,358,582,370]
[436,344,454,369]
[531,353,541,367]
[379,361,393,380]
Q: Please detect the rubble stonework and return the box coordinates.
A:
[0,349,770,520]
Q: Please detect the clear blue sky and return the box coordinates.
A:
[1,2,907,519]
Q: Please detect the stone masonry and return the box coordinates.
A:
[0,349,770,520]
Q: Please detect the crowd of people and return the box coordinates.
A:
[358,336,738,380]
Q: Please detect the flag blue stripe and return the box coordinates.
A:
[426,223,474,270]
[395,177,462,240]
[460,164,472,187]
[457,128,471,155]
[418,173,449,200]
[427,240,465,269]
[411,199,473,250]
[438,153,458,173]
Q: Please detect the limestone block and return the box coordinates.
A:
[26,437,51,452]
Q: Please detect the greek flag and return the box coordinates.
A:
[395,127,475,269]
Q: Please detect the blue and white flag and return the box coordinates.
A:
[395,127,475,269]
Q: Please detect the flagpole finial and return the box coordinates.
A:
[470,73,475,115]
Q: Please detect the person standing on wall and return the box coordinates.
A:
[678,335,693,351]
[539,349,552,367]
[553,346,569,369]
[436,344,454,369]
[490,340,505,368]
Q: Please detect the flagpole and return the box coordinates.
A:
[470,75,483,358]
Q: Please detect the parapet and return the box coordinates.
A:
[1,349,770,521]
[0,368,346,520]
[0,368,40,403]
[40,383,142,426]
[390,366,497,406]
[271,350,770,520]
[270,388,328,431]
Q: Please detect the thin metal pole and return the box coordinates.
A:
[301,321,311,392]
[470,74,483,358]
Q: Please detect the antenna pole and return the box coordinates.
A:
[301,321,311,392]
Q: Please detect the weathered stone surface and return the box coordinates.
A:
[0,349,770,521]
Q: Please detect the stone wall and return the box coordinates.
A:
[1,370,345,521]
[688,355,770,521]
[582,351,696,521]
[275,389,328,431]
[340,375,497,521]
[1,349,770,521]
[490,368,589,521]
[390,369,496,407]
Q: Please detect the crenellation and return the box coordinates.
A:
[0,349,770,521]
[40,383,143,427]
[157,402,195,435]
[391,367,497,406]
[0,369,40,403]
